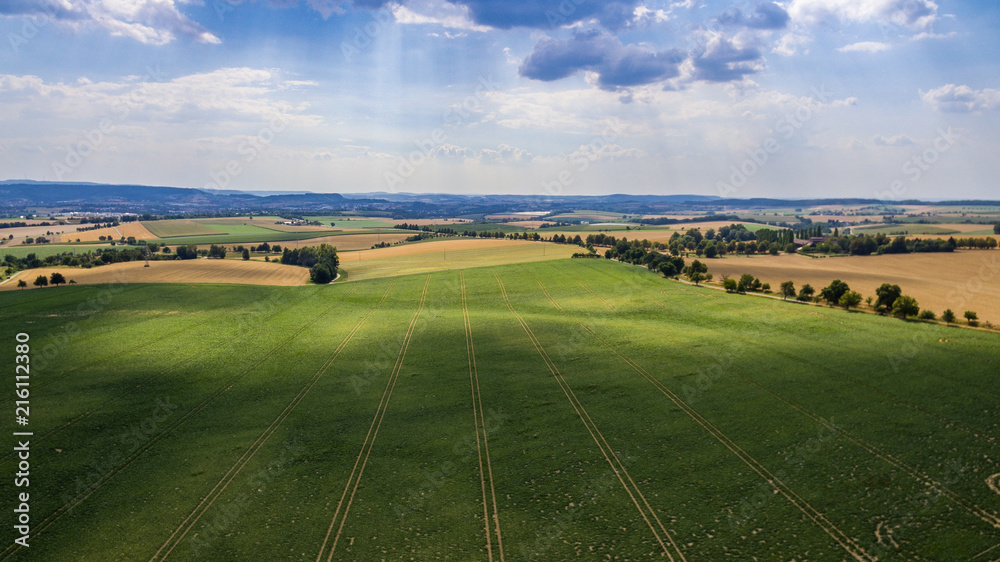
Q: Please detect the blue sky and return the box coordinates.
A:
[0,0,998,199]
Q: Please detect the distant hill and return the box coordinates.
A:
[0,182,345,213]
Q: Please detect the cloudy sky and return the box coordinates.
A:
[0,0,997,199]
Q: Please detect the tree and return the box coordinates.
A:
[780,281,795,300]
[994,222,1000,235]
[892,295,920,319]
[16,279,26,289]
[242,248,250,261]
[820,279,850,305]
[33,275,48,288]
[688,271,706,285]
[839,290,862,310]
[964,310,979,326]
[785,243,797,254]
[704,244,718,258]
[797,284,815,302]
[919,310,937,321]
[176,244,197,259]
[208,245,227,259]
[874,283,902,313]
[942,309,956,324]
[737,273,756,293]
[50,272,66,286]
[723,278,738,292]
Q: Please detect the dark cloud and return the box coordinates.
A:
[450,0,641,30]
[691,34,763,82]
[519,30,684,89]
[717,2,789,30]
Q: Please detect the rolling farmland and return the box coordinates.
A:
[1,259,998,560]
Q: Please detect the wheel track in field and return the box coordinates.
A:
[492,271,686,562]
[0,289,317,456]
[637,278,1000,526]
[582,276,1000,542]
[0,288,357,561]
[529,274,561,311]
[151,284,385,561]
[316,275,430,562]
[727,367,1000,531]
[579,281,615,311]
[526,270,870,560]
[580,323,876,562]
[461,272,505,561]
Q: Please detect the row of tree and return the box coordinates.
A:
[715,270,983,326]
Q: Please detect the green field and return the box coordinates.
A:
[0,244,111,260]
[142,220,220,238]
[1,260,999,560]
[304,216,398,229]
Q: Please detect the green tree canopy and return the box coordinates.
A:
[874,283,902,312]
[820,279,850,305]
[892,295,920,319]
[780,281,795,300]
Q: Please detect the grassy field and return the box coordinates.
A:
[142,220,220,238]
[1,259,998,560]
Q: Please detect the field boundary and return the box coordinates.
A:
[461,272,504,561]
[151,284,387,560]
[580,323,876,562]
[316,275,431,562]
[493,271,686,561]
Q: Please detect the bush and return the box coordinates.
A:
[918,310,936,321]
[723,278,738,292]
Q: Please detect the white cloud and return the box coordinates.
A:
[0,67,321,128]
[838,41,891,53]
[391,0,490,32]
[0,0,220,45]
[921,84,1000,113]
[873,134,915,146]
[788,0,939,31]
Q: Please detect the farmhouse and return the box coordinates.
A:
[793,236,829,247]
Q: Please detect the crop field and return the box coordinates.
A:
[852,224,962,236]
[0,259,310,290]
[142,220,221,238]
[272,232,414,252]
[0,259,998,560]
[64,222,157,243]
[706,251,1000,324]
[339,239,579,281]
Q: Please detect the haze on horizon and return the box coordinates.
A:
[0,0,997,200]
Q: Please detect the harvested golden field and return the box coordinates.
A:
[62,221,156,242]
[705,251,1000,323]
[1,259,310,290]
[340,239,579,281]
[3,224,78,243]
